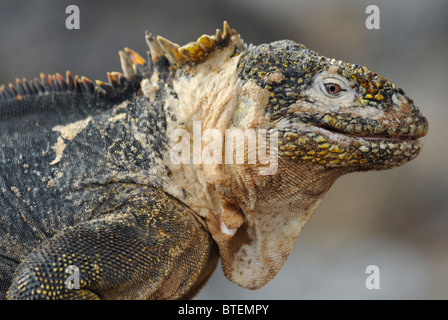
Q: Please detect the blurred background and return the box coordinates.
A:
[0,0,446,299]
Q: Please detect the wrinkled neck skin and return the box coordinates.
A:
[151,44,346,289]
[211,161,344,289]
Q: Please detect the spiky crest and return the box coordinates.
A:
[146,21,244,67]
[0,21,242,103]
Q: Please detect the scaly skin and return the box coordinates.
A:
[1,21,427,299]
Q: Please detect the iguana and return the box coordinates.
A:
[0,21,428,300]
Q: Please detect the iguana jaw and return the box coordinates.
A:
[275,124,424,171]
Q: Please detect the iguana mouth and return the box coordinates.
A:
[314,115,428,141]
[355,134,419,142]
[316,124,427,143]
[300,112,428,144]
[281,110,428,145]
[276,118,426,170]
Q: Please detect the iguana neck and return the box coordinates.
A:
[148,47,347,289]
[207,160,344,289]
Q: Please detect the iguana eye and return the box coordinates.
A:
[324,83,342,95]
[318,77,349,98]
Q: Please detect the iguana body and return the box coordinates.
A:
[0,22,427,299]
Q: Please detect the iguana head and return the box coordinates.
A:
[237,40,428,172]
[137,22,428,290]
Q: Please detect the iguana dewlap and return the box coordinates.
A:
[0,22,427,299]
